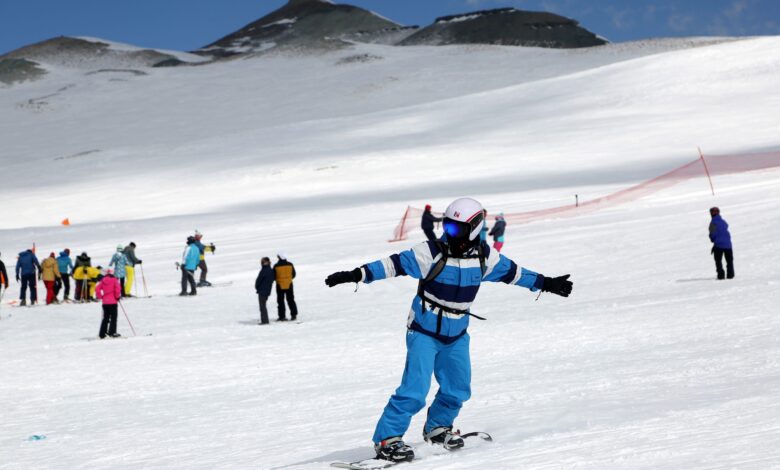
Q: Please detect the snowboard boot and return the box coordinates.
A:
[423,427,464,450]
[374,436,414,462]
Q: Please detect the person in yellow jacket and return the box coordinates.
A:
[86,266,103,301]
[273,253,298,321]
[73,252,91,302]
[40,252,62,305]
[74,264,102,302]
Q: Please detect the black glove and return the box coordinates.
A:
[210,243,216,253]
[16,275,20,282]
[325,268,362,287]
[542,274,573,297]
[710,246,715,255]
[137,260,143,265]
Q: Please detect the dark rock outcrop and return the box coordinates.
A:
[0,58,46,85]
[400,8,606,48]
[197,0,403,57]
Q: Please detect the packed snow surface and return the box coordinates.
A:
[1,37,780,469]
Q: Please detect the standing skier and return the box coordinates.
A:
[95,268,122,339]
[109,245,129,297]
[325,197,573,463]
[123,242,142,297]
[255,257,274,325]
[488,213,506,252]
[0,252,9,300]
[708,207,734,279]
[193,230,215,287]
[15,249,41,306]
[273,253,298,321]
[74,252,91,302]
[180,237,200,296]
[420,204,442,242]
[56,249,73,301]
[40,252,62,305]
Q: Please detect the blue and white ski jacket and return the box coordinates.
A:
[361,240,544,343]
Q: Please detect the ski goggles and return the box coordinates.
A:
[443,213,483,239]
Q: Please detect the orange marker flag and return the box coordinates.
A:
[61,218,70,226]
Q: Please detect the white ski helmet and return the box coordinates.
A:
[443,197,484,242]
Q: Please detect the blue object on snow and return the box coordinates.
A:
[27,435,47,441]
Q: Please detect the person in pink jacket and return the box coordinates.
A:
[95,268,122,339]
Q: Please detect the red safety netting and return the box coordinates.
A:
[390,149,780,242]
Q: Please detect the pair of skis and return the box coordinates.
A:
[331,432,492,469]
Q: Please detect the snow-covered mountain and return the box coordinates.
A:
[1,14,780,470]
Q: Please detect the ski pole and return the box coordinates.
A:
[118,300,137,336]
[0,286,5,320]
[133,266,139,297]
[140,264,149,297]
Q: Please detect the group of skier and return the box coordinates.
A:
[179,231,215,296]
[0,243,143,307]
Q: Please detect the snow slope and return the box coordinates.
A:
[1,37,780,469]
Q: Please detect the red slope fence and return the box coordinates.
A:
[390,149,780,242]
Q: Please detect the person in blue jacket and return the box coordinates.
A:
[15,249,41,306]
[180,237,200,296]
[255,257,274,325]
[56,249,74,301]
[325,197,573,463]
[708,207,734,279]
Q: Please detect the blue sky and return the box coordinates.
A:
[1,0,779,55]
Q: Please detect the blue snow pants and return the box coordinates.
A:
[372,330,471,443]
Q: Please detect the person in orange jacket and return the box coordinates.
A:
[273,253,298,321]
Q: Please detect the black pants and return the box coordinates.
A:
[713,247,734,279]
[423,228,437,241]
[181,269,197,294]
[57,275,70,299]
[99,304,118,338]
[119,277,126,298]
[276,285,298,320]
[258,294,269,324]
[20,274,37,302]
[198,260,208,283]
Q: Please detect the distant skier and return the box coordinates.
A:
[479,209,489,242]
[488,213,506,252]
[40,252,62,305]
[109,245,129,297]
[193,230,215,287]
[15,249,41,306]
[122,242,142,297]
[421,204,442,241]
[85,265,104,301]
[56,249,73,301]
[273,253,298,321]
[95,268,122,339]
[325,197,573,463]
[0,252,9,300]
[255,257,274,325]
[73,252,92,302]
[708,207,734,279]
[180,237,200,296]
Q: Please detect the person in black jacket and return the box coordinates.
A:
[255,257,274,325]
[421,204,442,241]
[488,213,507,252]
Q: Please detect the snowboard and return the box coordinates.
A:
[330,432,492,469]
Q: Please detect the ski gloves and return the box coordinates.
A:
[541,274,573,297]
[325,268,363,287]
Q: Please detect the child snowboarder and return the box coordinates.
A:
[95,268,122,338]
[193,230,215,287]
[325,197,573,463]
[708,207,734,279]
